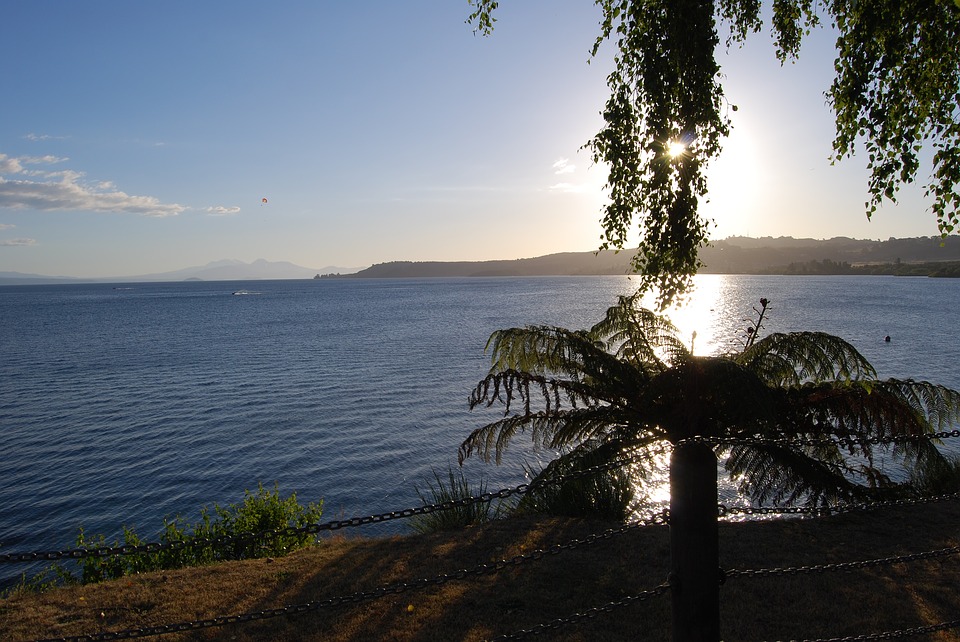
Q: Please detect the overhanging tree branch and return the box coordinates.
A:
[467,0,960,307]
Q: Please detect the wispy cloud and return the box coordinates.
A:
[553,158,576,175]
[1,154,70,175]
[0,238,37,246]
[24,133,68,142]
[0,223,14,230]
[0,153,185,217]
[205,205,241,216]
[548,182,586,193]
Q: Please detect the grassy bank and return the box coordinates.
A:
[2,499,959,641]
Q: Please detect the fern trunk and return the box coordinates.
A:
[669,441,719,641]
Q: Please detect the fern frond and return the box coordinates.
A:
[775,378,960,444]
[875,379,960,433]
[480,324,652,405]
[740,331,877,386]
[459,406,636,465]
[588,294,688,369]
[725,442,864,506]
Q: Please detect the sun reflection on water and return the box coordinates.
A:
[626,278,787,521]
[631,274,747,357]
[518,276,800,523]
[627,452,778,524]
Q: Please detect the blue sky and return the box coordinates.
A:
[0,1,946,277]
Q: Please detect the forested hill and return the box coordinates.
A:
[337,236,960,279]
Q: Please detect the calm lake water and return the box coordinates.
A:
[2,275,959,585]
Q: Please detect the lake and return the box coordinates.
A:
[2,274,959,585]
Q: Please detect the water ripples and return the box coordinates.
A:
[2,275,959,588]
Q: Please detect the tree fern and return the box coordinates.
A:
[461,295,960,512]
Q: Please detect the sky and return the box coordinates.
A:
[0,1,948,278]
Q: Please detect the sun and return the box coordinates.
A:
[666,140,687,159]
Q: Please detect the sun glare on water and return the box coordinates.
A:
[635,275,727,356]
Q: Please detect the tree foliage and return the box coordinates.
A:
[460,296,960,507]
[467,0,960,307]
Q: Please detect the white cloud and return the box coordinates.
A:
[0,154,24,174]
[0,238,36,246]
[0,152,184,217]
[0,223,14,230]
[549,182,585,193]
[553,158,575,175]
[23,155,69,165]
[205,205,241,216]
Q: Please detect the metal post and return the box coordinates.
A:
[669,440,720,641]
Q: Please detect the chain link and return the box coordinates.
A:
[719,491,960,521]
[726,544,960,579]
[680,429,960,451]
[486,583,671,641]
[719,504,818,518]
[785,618,960,641]
[8,429,959,640]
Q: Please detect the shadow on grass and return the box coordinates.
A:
[3,501,960,641]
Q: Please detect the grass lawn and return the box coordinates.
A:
[2,498,960,641]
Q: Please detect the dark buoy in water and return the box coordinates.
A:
[884,335,891,343]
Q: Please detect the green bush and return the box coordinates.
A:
[50,483,324,586]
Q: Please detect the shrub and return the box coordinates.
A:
[409,467,507,533]
[52,483,324,586]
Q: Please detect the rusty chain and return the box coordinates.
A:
[5,425,958,640]
[16,473,960,640]
[34,532,960,641]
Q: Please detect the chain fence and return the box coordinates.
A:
[33,514,670,642]
[7,431,960,641]
[6,431,958,565]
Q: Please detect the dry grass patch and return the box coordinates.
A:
[2,501,960,641]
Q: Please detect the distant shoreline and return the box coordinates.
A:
[5,235,960,285]
[323,236,960,280]
[319,261,960,280]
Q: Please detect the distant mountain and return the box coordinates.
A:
[349,250,634,279]
[0,271,83,285]
[126,259,340,282]
[0,260,362,285]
